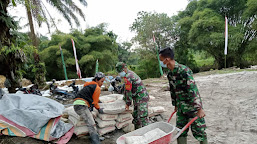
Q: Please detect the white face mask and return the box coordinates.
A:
[160,61,167,68]
[119,71,126,77]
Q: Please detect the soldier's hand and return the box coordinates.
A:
[196,109,205,118]
[125,105,129,110]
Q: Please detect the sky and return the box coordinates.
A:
[8,0,189,42]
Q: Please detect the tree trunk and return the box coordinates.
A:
[25,0,46,87]
[25,0,38,48]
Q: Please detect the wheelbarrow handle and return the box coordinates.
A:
[167,111,176,123]
[171,116,198,142]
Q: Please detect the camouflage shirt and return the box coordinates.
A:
[123,70,149,106]
[168,62,203,114]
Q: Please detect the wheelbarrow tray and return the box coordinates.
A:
[116,121,175,144]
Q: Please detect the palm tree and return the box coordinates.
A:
[23,0,87,85]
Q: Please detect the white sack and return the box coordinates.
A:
[99,95,117,103]
[151,106,165,113]
[99,99,126,114]
[143,128,166,143]
[98,113,118,121]
[97,126,116,136]
[95,118,116,128]
[74,126,89,136]
[122,123,135,133]
[116,119,133,129]
[117,113,133,122]
[125,136,147,144]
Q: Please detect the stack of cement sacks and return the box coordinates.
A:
[62,94,134,137]
[97,94,134,135]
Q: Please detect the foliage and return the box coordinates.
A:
[130,11,176,51]
[39,24,119,80]
[175,0,257,69]
[0,0,33,92]
[130,11,198,78]
[118,42,139,65]
[134,50,160,79]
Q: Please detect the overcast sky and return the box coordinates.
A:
[8,0,189,42]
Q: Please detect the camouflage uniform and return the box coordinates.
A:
[116,62,149,129]
[168,62,207,141]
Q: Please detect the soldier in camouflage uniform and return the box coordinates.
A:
[115,62,149,129]
[159,47,208,144]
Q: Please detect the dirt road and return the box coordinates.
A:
[1,71,257,144]
[144,71,257,144]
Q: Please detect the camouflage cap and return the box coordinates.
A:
[115,62,127,73]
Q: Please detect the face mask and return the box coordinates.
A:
[119,71,126,77]
[160,61,167,68]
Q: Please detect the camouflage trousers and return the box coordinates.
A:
[132,102,149,129]
[176,110,207,141]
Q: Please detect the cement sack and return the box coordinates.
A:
[117,113,133,122]
[99,94,124,103]
[97,126,116,136]
[68,115,86,126]
[98,113,118,121]
[115,94,124,100]
[151,106,165,113]
[74,126,89,136]
[95,118,116,128]
[99,95,117,103]
[64,105,96,120]
[143,128,166,143]
[63,106,81,120]
[125,136,147,144]
[116,119,133,129]
[122,123,135,133]
[99,99,126,114]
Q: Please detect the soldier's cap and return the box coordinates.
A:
[159,47,174,59]
[115,62,127,73]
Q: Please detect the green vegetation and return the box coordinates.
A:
[193,51,215,69]
[1,0,257,90]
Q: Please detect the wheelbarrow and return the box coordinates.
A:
[116,111,198,144]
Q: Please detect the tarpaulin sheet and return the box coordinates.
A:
[0,94,73,143]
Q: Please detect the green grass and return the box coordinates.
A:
[195,58,215,67]
[193,51,215,67]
